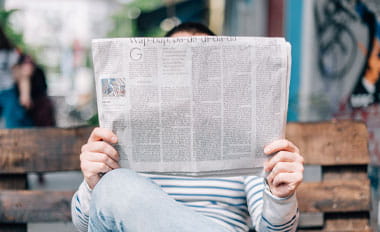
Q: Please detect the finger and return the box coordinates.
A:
[265,151,304,172]
[266,162,304,184]
[272,172,303,190]
[81,141,119,161]
[88,127,117,143]
[81,152,120,170]
[264,139,300,155]
[82,160,113,175]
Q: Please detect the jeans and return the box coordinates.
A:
[88,169,232,232]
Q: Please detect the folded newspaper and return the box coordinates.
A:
[92,36,291,176]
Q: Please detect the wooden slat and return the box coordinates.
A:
[286,120,369,165]
[323,166,368,181]
[298,180,370,213]
[0,127,93,173]
[0,175,26,190]
[0,175,27,231]
[324,212,370,231]
[0,224,27,232]
[299,229,372,232]
[0,191,73,223]
[299,212,372,231]
[0,121,369,171]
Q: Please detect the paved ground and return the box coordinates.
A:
[28,171,83,232]
[29,222,77,232]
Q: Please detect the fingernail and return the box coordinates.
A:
[264,147,270,153]
[111,136,117,143]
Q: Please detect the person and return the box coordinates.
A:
[72,22,303,232]
[17,54,56,127]
[0,26,33,128]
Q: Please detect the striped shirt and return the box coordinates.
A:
[72,174,298,232]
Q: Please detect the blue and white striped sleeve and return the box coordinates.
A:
[244,176,299,232]
[71,180,92,232]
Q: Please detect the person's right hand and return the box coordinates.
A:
[19,94,32,109]
[80,127,120,189]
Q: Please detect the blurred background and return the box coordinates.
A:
[1,0,380,231]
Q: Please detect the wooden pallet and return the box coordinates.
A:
[287,121,372,232]
[0,120,373,231]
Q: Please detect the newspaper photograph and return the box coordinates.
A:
[92,36,291,176]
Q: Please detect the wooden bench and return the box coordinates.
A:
[0,120,372,231]
[0,126,93,232]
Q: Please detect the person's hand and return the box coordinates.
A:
[80,127,120,189]
[263,139,304,198]
[19,94,32,109]
[13,62,34,109]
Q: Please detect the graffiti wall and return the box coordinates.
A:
[300,0,380,163]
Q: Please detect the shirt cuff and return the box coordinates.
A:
[262,187,298,225]
[83,180,93,193]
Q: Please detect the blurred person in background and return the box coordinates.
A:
[0,26,32,128]
[17,54,56,127]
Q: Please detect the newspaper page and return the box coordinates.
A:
[92,36,291,176]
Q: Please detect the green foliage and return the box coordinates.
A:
[0,9,26,50]
[87,114,99,126]
[143,24,165,37]
[108,4,136,38]
[0,9,16,26]
[108,0,166,38]
[0,9,39,62]
[129,0,163,11]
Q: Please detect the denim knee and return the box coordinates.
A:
[95,168,141,191]
[91,169,153,215]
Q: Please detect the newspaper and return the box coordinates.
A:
[92,36,291,176]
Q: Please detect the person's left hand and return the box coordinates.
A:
[264,139,304,198]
